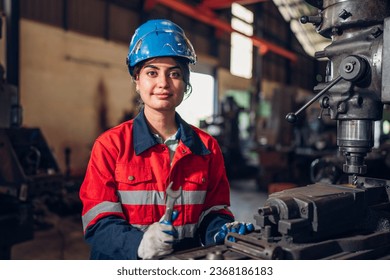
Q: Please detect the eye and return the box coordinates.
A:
[169,71,182,79]
[146,70,158,77]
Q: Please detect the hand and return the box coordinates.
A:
[138,210,179,259]
[137,222,176,259]
[159,209,179,226]
[214,221,255,244]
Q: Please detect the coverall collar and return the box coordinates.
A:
[133,108,210,156]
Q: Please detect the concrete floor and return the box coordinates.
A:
[10,178,268,260]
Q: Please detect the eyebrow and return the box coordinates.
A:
[143,64,181,71]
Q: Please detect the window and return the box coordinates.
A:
[230,3,254,79]
[177,72,215,127]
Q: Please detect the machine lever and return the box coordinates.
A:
[286,75,343,123]
[286,55,369,123]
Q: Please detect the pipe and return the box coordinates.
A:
[4,0,20,86]
[201,0,269,10]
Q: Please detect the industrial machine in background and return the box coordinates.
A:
[165,0,390,259]
[0,0,79,259]
[200,95,259,181]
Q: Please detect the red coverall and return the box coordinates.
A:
[80,109,234,259]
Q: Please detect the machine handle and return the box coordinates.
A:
[286,55,369,123]
[286,75,343,123]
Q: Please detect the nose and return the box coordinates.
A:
[157,74,170,88]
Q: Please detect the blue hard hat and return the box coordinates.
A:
[126,19,197,76]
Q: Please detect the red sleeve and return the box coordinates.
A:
[79,138,125,230]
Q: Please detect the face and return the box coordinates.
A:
[135,57,186,113]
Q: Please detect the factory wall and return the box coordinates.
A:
[20,19,136,175]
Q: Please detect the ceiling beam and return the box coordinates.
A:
[200,0,269,10]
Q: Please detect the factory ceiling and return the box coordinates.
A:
[210,0,332,57]
[144,0,298,61]
[143,0,331,59]
[272,0,331,57]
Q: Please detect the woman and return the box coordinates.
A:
[79,19,251,260]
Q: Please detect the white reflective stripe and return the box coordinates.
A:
[132,223,198,239]
[179,190,206,205]
[118,189,207,205]
[118,190,165,205]
[82,201,123,231]
[197,205,232,226]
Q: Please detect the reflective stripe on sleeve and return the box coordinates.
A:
[197,205,233,226]
[82,201,123,231]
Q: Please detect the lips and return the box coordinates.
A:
[153,92,172,98]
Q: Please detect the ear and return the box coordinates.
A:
[134,78,140,92]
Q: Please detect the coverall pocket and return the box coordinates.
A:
[183,168,208,190]
[115,163,153,187]
[115,163,154,225]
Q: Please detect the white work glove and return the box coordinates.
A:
[138,210,179,259]
[214,221,255,244]
[137,222,176,259]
